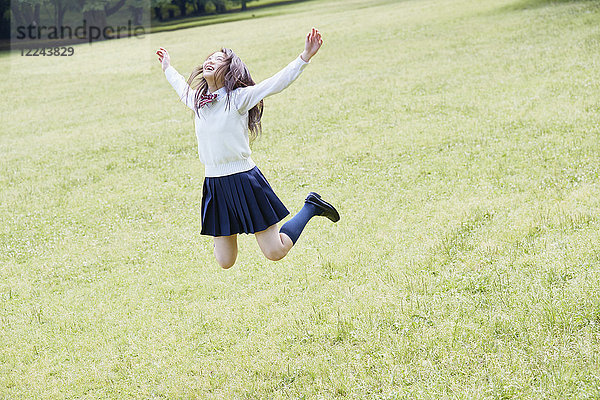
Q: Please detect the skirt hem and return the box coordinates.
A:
[200,166,289,237]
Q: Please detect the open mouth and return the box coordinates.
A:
[204,65,214,72]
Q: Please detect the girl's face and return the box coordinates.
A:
[203,51,227,83]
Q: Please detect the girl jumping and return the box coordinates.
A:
[156,28,339,269]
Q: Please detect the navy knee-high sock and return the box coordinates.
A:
[279,202,322,244]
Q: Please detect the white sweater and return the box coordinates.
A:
[164,56,309,177]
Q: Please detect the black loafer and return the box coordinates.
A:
[305,192,340,223]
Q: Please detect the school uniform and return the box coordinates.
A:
[164,56,309,237]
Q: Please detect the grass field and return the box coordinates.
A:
[2,0,600,397]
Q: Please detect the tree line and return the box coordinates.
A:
[152,0,253,21]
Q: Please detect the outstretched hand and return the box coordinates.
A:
[156,47,170,71]
[300,27,323,62]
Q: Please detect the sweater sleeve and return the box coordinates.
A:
[164,65,196,111]
[234,56,309,114]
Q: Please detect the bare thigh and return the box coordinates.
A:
[255,224,293,261]
[214,234,238,269]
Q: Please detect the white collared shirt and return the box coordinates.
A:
[164,56,309,177]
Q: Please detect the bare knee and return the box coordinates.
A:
[214,249,237,269]
[255,225,293,262]
[219,261,236,269]
[263,248,286,262]
[213,235,238,269]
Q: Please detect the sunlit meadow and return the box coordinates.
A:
[1,0,600,397]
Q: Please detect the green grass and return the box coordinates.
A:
[2,0,600,397]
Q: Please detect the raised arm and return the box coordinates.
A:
[157,47,196,111]
[300,27,323,64]
[234,28,324,114]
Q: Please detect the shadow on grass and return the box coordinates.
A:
[151,0,315,32]
[150,0,403,33]
[499,0,598,11]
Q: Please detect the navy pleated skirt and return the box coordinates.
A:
[200,166,290,237]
